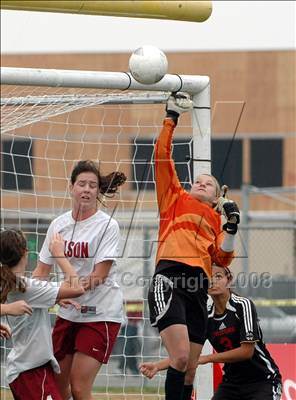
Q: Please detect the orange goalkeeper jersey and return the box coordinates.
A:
[155,118,234,279]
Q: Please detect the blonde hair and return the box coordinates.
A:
[203,174,221,197]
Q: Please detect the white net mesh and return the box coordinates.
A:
[0,85,198,399]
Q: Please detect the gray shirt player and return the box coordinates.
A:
[5,277,60,384]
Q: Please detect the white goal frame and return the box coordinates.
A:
[1,66,213,399]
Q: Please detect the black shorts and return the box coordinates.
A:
[148,261,208,344]
[212,380,282,400]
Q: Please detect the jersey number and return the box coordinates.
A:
[219,336,233,350]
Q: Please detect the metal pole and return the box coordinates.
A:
[1,67,210,94]
[192,83,213,400]
[242,184,250,277]
[191,82,211,176]
[143,226,151,387]
[1,1,213,23]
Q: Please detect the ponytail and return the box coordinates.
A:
[0,265,26,303]
[0,229,27,302]
[99,171,127,196]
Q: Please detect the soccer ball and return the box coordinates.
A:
[129,45,168,85]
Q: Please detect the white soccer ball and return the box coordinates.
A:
[129,45,168,85]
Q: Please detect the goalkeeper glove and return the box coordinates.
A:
[166,92,192,124]
[216,197,240,235]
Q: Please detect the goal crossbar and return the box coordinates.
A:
[1,67,209,94]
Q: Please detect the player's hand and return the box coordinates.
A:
[4,300,32,316]
[216,197,240,235]
[139,362,158,379]
[0,323,11,339]
[166,92,192,123]
[80,276,92,291]
[58,299,81,310]
[49,233,65,258]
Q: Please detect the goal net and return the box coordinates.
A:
[0,68,213,399]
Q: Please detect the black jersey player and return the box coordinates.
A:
[140,265,282,400]
[200,265,282,400]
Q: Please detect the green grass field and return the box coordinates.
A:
[1,387,164,399]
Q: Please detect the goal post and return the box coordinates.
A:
[1,67,213,399]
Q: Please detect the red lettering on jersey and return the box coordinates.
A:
[219,336,234,350]
[74,242,80,258]
[213,326,236,337]
[67,241,75,257]
[64,240,89,258]
[81,242,89,258]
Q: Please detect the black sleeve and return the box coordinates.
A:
[237,298,260,342]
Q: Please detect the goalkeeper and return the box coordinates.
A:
[148,93,240,400]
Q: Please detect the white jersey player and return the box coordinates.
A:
[33,160,127,400]
[0,229,84,400]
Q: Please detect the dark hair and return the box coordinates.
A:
[70,160,126,199]
[212,264,233,281]
[0,230,27,302]
[223,266,233,282]
[211,264,241,295]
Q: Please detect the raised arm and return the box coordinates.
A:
[34,232,84,299]
[48,233,84,299]
[155,93,192,213]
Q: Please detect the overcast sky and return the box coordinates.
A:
[1,1,295,54]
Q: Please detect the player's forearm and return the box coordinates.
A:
[0,304,10,316]
[201,347,253,364]
[155,120,182,209]
[82,260,113,290]
[32,262,51,280]
[221,232,236,252]
[155,358,170,371]
[156,119,175,160]
[54,257,80,286]
[82,272,107,290]
[0,301,32,316]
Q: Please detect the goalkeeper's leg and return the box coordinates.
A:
[160,325,189,400]
[182,342,202,400]
[182,343,200,400]
[160,326,203,400]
